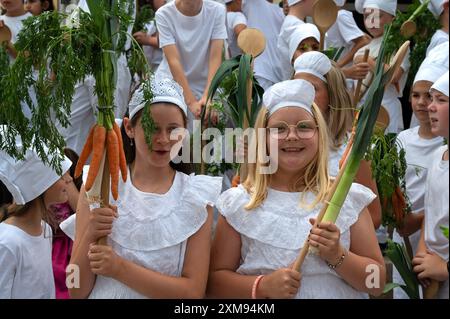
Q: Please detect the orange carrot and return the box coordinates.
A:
[85,125,107,191]
[394,186,406,225]
[391,189,400,225]
[113,122,127,182]
[107,129,120,200]
[232,175,240,187]
[75,125,95,179]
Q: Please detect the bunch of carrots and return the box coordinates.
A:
[74,110,127,200]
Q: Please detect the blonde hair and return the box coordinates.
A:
[325,62,355,150]
[243,103,331,211]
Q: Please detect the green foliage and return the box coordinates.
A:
[365,132,411,227]
[384,240,420,299]
[207,54,264,129]
[441,226,449,240]
[0,1,152,174]
[385,0,440,87]
[140,78,156,150]
[132,4,155,34]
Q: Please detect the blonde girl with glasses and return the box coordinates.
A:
[207,79,386,299]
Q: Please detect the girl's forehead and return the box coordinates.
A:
[268,107,314,123]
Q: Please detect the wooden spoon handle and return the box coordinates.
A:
[353,48,370,108]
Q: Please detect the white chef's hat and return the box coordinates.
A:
[355,0,397,16]
[294,51,332,83]
[263,79,316,116]
[288,23,321,63]
[224,0,233,4]
[0,131,72,205]
[129,77,188,120]
[421,0,448,18]
[414,42,449,85]
[288,0,302,6]
[334,0,346,6]
[431,71,449,97]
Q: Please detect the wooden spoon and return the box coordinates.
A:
[385,41,410,85]
[313,0,338,51]
[400,0,431,38]
[237,28,266,181]
[237,28,266,58]
[0,24,12,44]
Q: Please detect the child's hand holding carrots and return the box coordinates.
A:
[87,205,118,243]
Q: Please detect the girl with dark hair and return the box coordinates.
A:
[65,78,222,299]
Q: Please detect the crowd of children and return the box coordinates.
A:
[0,0,448,299]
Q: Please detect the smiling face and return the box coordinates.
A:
[125,103,186,169]
[267,107,319,175]
[428,89,449,139]
[411,81,433,125]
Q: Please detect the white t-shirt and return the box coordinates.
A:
[426,30,449,56]
[424,146,449,299]
[156,0,228,98]
[355,37,411,133]
[143,21,163,71]
[325,10,365,68]
[0,13,32,44]
[396,127,445,214]
[226,11,247,58]
[277,15,304,81]
[0,222,55,299]
[242,0,285,84]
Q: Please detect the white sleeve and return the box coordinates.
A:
[155,10,176,48]
[338,11,364,44]
[400,47,411,72]
[212,6,228,40]
[232,12,247,29]
[0,245,15,298]
[145,21,157,36]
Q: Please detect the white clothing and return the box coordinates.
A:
[392,127,444,298]
[217,183,376,299]
[0,13,32,44]
[329,143,347,178]
[143,21,163,71]
[61,170,222,298]
[242,0,285,84]
[0,222,55,299]
[424,146,449,299]
[426,30,449,56]
[226,12,247,58]
[325,10,365,70]
[278,15,304,80]
[355,37,411,133]
[156,0,227,98]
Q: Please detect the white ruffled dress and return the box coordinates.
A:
[216,183,376,299]
[61,170,222,299]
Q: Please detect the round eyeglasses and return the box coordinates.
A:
[267,120,318,140]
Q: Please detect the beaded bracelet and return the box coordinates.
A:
[327,250,347,270]
[251,275,265,299]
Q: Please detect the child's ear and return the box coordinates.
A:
[123,117,134,138]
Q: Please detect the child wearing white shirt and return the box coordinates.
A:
[155,0,227,124]
[325,1,371,90]
[241,0,285,89]
[354,0,410,134]
[413,72,449,299]
[393,58,446,299]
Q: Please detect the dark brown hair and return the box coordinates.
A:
[121,107,195,175]
[63,147,82,191]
